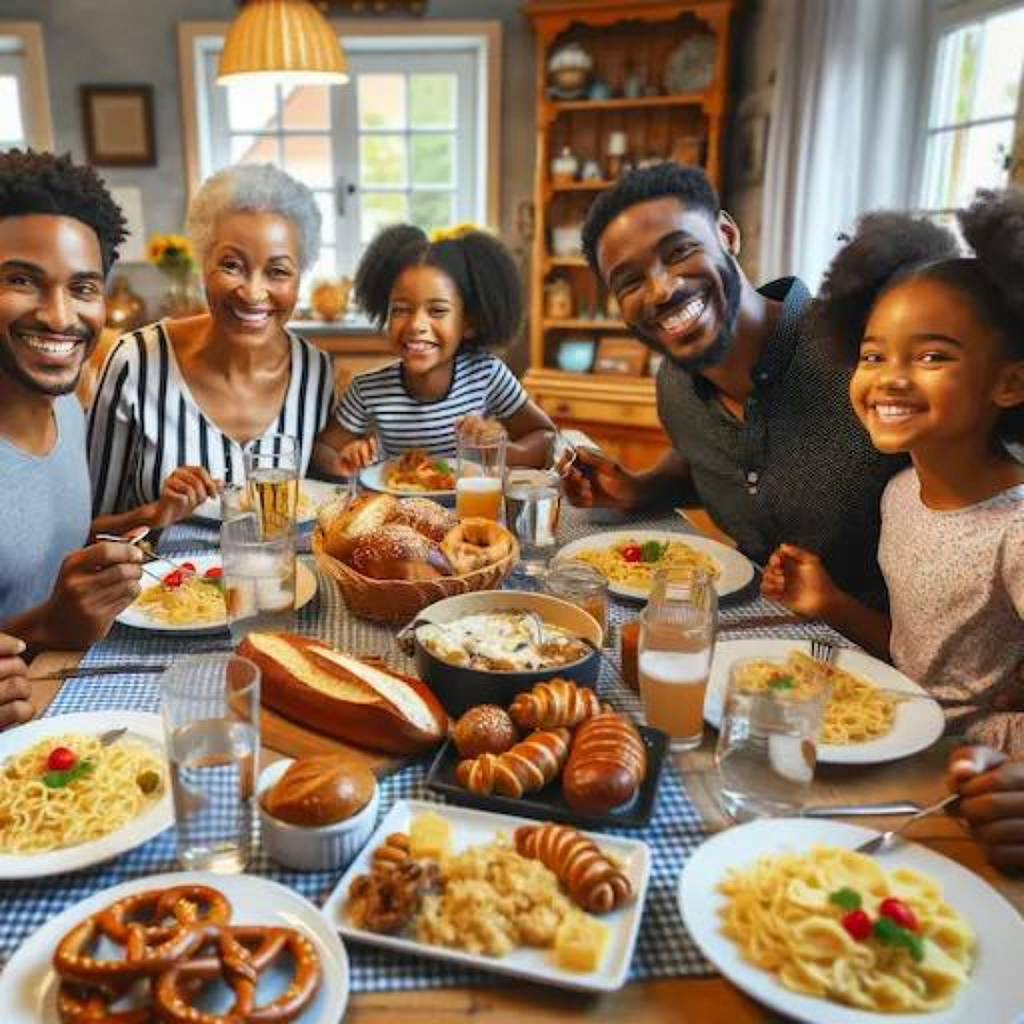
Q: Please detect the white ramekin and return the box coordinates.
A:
[257,758,380,871]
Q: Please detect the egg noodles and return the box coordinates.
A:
[134,575,225,625]
[571,538,721,590]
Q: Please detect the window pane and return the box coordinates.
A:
[315,191,336,246]
[226,81,279,132]
[283,134,333,189]
[921,120,1015,210]
[0,76,23,143]
[281,84,330,130]
[361,192,408,243]
[410,192,453,234]
[230,134,279,164]
[411,134,453,187]
[409,74,456,128]
[360,134,406,187]
[358,74,406,129]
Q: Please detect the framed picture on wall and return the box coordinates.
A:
[80,85,156,166]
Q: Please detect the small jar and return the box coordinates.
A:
[544,561,608,641]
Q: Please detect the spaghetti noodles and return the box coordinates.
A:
[571,538,721,590]
[134,575,225,625]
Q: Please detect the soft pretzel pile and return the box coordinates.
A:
[52,884,321,1024]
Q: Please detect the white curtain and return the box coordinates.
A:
[760,0,931,289]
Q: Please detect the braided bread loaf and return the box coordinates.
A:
[455,728,571,798]
[514,823,633,913]
[508,679,601,730]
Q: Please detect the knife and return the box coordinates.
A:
[801,801,923,818]
[38,663,170,680]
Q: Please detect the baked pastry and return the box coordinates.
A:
[455,728,571,798]
[509,679,601,730]
[441,518,514,575]
[389,498,458,543]
[451,704,518,758]
[261,754,375,827]
[347,523,451,581]
[562,710,646,814]
[323,492,398,561]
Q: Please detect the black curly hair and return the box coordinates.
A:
[354,223,522,350]
[581,162,720,276]
[0,149,126,272]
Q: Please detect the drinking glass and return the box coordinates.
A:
[244,432,299,538]
[219,482,249,522]
[161,654,260,872]
[455,422,506,521]
[638,569,717,751]
[715,657,828,821]
[505,468,561,575]
[220,513,296,643]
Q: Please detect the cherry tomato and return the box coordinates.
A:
[162,570,184,589]
[840,909,873,941]
[180,561,197,574]
[622,544,642,563]
[203,566,223,580]
[879,898,918,932]
[46,747,77,772]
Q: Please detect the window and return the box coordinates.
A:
[919,1,1024,213]
[0,24,53,151]
[182,23,500,287]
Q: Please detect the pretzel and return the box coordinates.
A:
[456,728,571,799]
[440,518,513,574]
[509,679,601,730]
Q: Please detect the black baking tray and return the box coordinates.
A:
[425,724,669,830]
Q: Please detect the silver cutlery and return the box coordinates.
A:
[99,727,128,746]
[810,637,838,664]
[802,801,923,818]
[853,793,962,855]
[96,529,195,584]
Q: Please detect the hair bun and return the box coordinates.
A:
[959,188,1024,315]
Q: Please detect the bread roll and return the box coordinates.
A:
[451,704,518,758]
[562,711,646,813]
[324,493,397,561]
[263,754,375,826]
[389,498,457,543]
[440,518,514,575]
[347,523,449,581]
[238,632,449,755]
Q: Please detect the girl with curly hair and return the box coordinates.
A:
[314,223,554,474]
[762,189,1024,752]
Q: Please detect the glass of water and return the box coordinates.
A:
[715,657,828,821]
[220,513,296,644]
[244,433,299,538]
[161,654,260,872]
[505,468,561,575]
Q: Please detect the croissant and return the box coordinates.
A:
[455,728,571,799]
[509,679,601,730]
[514,823,633,913]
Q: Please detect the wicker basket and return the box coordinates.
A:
[312,528,519,625]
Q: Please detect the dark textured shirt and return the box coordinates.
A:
[656,277,906,609]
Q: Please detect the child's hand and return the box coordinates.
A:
[456,414,505,445]
[761,543,840,618]
[338,435,379,475]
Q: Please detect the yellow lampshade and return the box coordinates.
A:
[218,0,349,86]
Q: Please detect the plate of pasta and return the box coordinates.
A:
[678,818,1022,1023]
[704,639,945,764]
[360,451,472,499]
[553,530,755,600]
[117,554,318,634]
[192,479,344,525]
[0,711,172,879]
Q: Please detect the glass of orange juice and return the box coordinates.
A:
[455,420,506,521]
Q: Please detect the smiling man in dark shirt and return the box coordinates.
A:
[560,162,903,608]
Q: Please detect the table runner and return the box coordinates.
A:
[1,508,842,990]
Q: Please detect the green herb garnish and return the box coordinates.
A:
[433,460,451,474]
[828,887,862,912]
[872,917,924,962]
[768,675,796,691]
[43,759,95,789]
[639,540,667,563]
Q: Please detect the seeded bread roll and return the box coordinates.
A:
[324,492,398,561]
[389,498,458,543]
[348,523,451,581]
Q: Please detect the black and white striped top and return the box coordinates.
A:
[87,321,334,515]
[334,351,528,459]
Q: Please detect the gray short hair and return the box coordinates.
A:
[186,163,322,273]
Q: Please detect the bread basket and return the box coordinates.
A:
[313,528,519,625]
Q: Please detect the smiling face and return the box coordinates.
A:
[850,277,1024,455]
[595,195,742,371]
[0,214,105,396]
[202,211,301,344]
[387,264,467,377]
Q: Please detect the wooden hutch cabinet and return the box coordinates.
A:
[522,0,735,470]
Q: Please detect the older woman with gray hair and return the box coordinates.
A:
[87,163,335,531]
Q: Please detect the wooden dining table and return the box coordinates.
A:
[27,649,1024,1024]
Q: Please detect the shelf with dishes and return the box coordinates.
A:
[549,92,709,116]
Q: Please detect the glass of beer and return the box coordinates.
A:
[455,420,506,521]
[638,568,717,750]
[243,433,299,538]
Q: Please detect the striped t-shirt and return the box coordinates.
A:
[334,351,528,459]
[87,321,334,515]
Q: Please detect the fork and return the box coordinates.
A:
[810,638,838,665]
[853,793,961,855]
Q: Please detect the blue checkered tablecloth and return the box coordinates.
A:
[0,508,843,990]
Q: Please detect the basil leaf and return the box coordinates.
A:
[828,887,862,912]
[42,759,95,789]
[433,460,451,474]
[640,540,666,563]
[768,675,796,691]
[872,918,924,962]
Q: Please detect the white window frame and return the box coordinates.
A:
[0,22,53,151]
[178,19,502,251]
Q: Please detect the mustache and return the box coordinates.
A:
[10,321,93,342]
[648,286,706,321]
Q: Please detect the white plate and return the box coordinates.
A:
[554,530,755,600]
[0,871,349,1024]
[704,638,945,765]
[117,554,318,634]
[322,798,650,993]
[678,818,1023,1024]
[0,711,172,880]
[193,479,345,524]
[359,459,458,499]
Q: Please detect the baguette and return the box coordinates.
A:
[238,632,448,755]
[563,711,646,813]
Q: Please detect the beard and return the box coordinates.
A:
[638,254,743,374]
[0,323,95,397]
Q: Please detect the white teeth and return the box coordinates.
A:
[874,404,920,421]
[233,308,270,324]
[404,341,437,353]
[24,336,77,356]
[658,294,706,334]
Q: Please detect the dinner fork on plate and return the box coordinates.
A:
[853,793,962,855]
[810,638,838,665]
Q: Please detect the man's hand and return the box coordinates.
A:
[558,447,643,510]
[151,466,219,528]
[0,633,32,730]
[761,543,842,618]
[947,745,1024,870]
